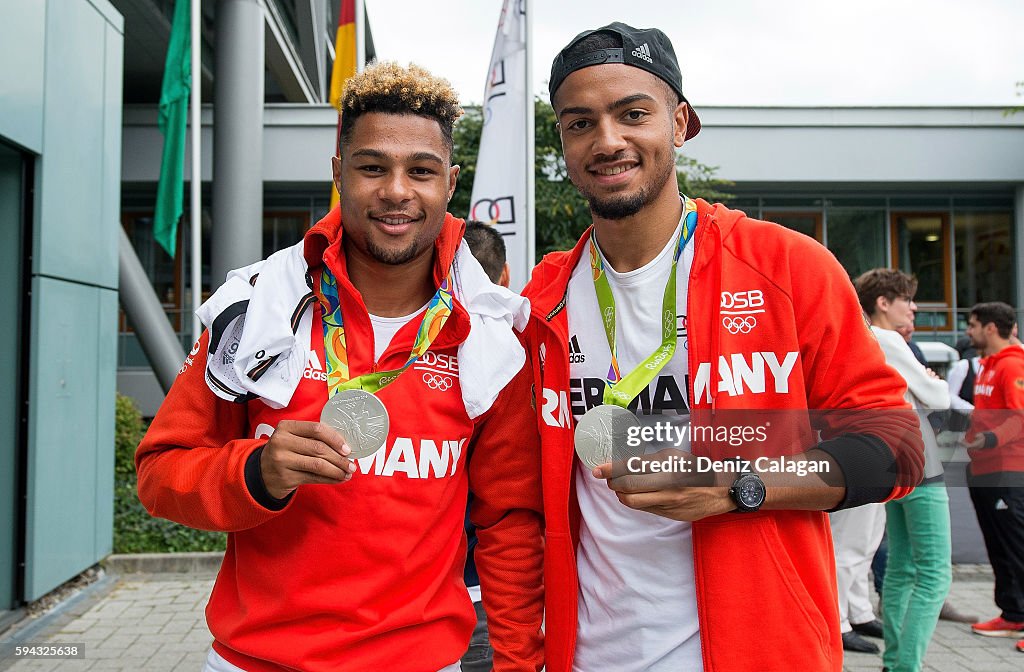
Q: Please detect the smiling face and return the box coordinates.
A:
[553,63,687,221]
[332,112,459,266]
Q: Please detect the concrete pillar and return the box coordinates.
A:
[213,0,264,286]
[118,227,186,392]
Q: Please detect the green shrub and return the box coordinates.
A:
[113,394,226,553]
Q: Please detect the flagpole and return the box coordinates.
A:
[190,0,202,341]
[524,0,536,273]
[355,0,365,72]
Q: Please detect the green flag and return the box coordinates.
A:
[153,0,191,258]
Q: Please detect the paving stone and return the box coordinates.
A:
[4,570,1020,671]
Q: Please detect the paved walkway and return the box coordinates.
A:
[0,566,1020,671]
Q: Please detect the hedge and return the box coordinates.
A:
[114,394,226,553]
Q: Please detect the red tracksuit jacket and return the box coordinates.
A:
[968,344,1024,479]
[522,199,923,672]
[136,209,544,671]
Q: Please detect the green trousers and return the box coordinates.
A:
[881,484,952,672]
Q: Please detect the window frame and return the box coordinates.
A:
[890,211,953,330]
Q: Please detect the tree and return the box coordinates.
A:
[451,98,732,261]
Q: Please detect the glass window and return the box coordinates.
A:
[823,197,886,208]
[954,211,1014,309]
[764,212,821,242]
[952,195,1013,209]
[721,198,759,218]
[892,213,952,328]
[889,196,950,208]
[825,209,887,279]
[122,212,179,325]
[263,212,311,256]
[760,196,824,208]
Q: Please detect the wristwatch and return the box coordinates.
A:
[729,471,766,513]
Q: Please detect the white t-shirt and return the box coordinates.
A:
[567,219,703,672]
[368,303,428,362]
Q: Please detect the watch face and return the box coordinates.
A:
[737,475,765,508]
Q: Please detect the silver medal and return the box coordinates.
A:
[320,389,390,459]
[574,405,641,469]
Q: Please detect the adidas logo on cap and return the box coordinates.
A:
[632,42,653,64]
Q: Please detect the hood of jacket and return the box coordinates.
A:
[301,207,471,359]
[981,343,1024,368]
[525,198,745,319]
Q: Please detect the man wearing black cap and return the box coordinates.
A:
[522,22,924,672]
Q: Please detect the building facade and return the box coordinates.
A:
[0,0,124,625]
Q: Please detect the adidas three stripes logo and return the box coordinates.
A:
[632,43,653,63]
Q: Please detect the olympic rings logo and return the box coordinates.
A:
[422,373,454,391]
[470,196,515,224]
[722,316,758,334]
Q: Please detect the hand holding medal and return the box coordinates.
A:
[317,265,455,459]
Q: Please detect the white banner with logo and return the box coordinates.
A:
[470,0,533,291]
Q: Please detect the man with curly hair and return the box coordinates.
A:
[137,62,544,672]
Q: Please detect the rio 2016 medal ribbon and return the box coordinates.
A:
[574,404,641,469]
[319,388,390,459]
[314,265,455,458]
[573,196,699,469]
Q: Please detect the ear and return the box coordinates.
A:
[499,262,511,288]
[331,156,342,194]
[447,164,460,202]
[875,295,890,314]
[672,102,688,148]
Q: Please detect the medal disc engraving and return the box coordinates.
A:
[574,405,641,469]
[320,389,390,459]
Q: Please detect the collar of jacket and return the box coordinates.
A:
[524,198,740,321]
[302,206,471,363]
[981,343,1024,368]
[523,198,751,412]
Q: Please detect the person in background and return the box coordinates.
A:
[963,302,1024,654]
[855,268,952,672]
[464,220,510,288]
[947,337,981,429]
[896,322,929,368]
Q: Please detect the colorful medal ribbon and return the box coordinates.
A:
[315,265,454,397]
[591,196,698,407]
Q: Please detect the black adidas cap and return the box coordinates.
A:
[549,22,701,140]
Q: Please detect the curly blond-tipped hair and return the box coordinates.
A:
[339,61,464,157]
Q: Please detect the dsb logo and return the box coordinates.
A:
[419,351,459,373]
[721,290,764,310]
